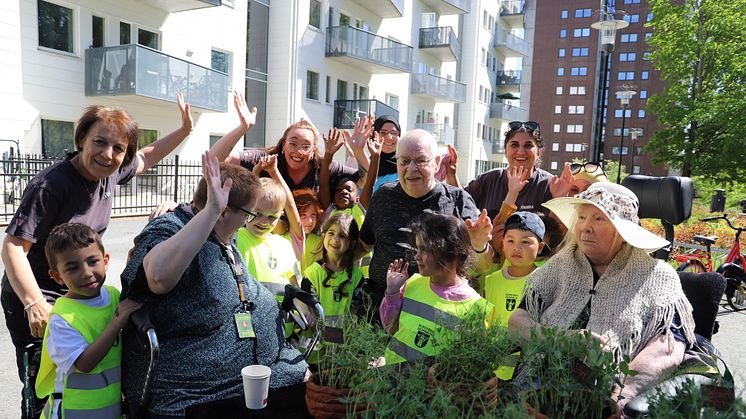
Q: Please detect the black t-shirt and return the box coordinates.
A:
[2,154,137,298]
[359,181,480,289]
[239,150,359,193]
[465,167,553,218]
[378,151,397,178]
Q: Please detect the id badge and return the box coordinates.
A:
[234,311,255,339]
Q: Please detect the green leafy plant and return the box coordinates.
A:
[646,379,746,419]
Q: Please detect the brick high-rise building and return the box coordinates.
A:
[530,0,666,177]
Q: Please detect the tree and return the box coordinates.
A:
[646,0,746,183]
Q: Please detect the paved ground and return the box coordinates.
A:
[0,216,744,416]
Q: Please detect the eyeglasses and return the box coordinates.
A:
[397,157,434,167]
[285,141,315,154]
[379,129,399,137]
[508,121,540,133]
[570,162,606,175]
[231,206,258,223]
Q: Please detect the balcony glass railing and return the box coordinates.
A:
[85,44,229,112]
[333,100,399,129]
[496,70,522,85]
[325,26,413,73]
[493,28,530,56]
[489,102,528,121]
[419,27,461,59]
[414,123,455,146]
[411,73,467,102]
[500,0,525,15]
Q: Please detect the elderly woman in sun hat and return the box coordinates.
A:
[508,182,695,409]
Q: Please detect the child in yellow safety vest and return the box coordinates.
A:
[293,188,325,273]
[483,211,548,380]
[381,213,495,365]
[36,223,141,418]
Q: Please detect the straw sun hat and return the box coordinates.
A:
[542,182,669,254]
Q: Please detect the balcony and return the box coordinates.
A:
[333,100,399,129]
[419,27,461,61]
[410,73,466,103]
[351,0,404,18]
[140,0,221,13]
[489,102,528,121]
[499,0,525,27]
[415,123,455,146]
[325,26,413,73]
[496,70,522,87]
[85,45,229,112]
[419,0,470,15]
[493,28,530,57]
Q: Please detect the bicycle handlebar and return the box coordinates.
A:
[701,214,746,232]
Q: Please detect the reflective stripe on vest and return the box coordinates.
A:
[400,297,462,330]
[64,402,121,418]
[66,366,120,390]
[387,336,427,362]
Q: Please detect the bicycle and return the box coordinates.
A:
[675,214,746,311]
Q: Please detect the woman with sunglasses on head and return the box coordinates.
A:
[211,93,369,194]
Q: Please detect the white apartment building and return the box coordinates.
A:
[1,0,533,183]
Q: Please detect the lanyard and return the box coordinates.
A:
[222,241,255,312]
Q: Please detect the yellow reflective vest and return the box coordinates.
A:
[384,275,494,365]
[37,285,122,418]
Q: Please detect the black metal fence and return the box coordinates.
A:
[0,154,202,224]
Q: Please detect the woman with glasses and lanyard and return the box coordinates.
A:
[210,93,368,194]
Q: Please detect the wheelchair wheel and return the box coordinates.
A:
[677,260,706,273]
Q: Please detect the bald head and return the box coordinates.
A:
[396,129,442,198]
[397,129,438,157]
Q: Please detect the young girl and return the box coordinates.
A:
[381,213,494,365]
[301,212,365,326]
[293,188,325,272]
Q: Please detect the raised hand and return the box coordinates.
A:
[505,165,530,204]
[323,128,345,157]
[366,132,383,157]
[202,150,231,214]
[549,163,576,198]
[233,90,257,129]
[347,115,374,152]
[465,209,493,252]
[254,154,279,176]
[386,259,410,295]
[176,92,193,133]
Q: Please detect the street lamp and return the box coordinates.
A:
[629,128,642,175]
[615,87,637,183]
[590,10,629,163]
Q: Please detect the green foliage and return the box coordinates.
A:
[690,176,746,213]
[602,159,629,184]
[646,379,746,418]
[646,0,746,182]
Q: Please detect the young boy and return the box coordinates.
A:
[483,211,546,380]
[36,223,141,418]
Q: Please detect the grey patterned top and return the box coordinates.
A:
[121,204,307,416]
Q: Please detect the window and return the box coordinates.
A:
[552,143,560,151]
[639,90,648,99]
[481,48,487,65]
[614,109,632,118]
[619,52,637,62]
[643,51,651,61]
[325,76,331,103]
[570,67,588,76]
[386,93,399,109]
[558,48,566,57]
[120,22,130,45]
[550,161,559,170]
[92,15,104,48]
[336,80,347,100]
[613,128,644,136]
[573,28,590,38]
[567,124,583,134]
[211,49,232,73]
[555,86,563,95]
[565,143,574,152]
[617,71,635,80]
[483,124,487,140]
[479,86,485,103]
[611,146,629,155]
[41,119,73,158]
[561,9,568,19]
[638,109,646,118]
[568,105,585,114]
[620,33,638,43]
[138,28,159,49]
[138,129,158,149]
[38,0,74,53]
[554,105,562,114]
[209,135,223,148]
[553,124,561,133]
[557,67,565,76]
[633,165,641,174]
[647,13,654,22]
[623,14,640,23]
[574,8,592,18]
[641,71,649,80]
[328,6,334,26]
[645,32,653,41]
[477,123,482,139]
[572,47,589,57]
[309,0,321,28]
[569,86,586,95]
[624,0,641,3]
[306,70,319,100]
[559,29,567,38]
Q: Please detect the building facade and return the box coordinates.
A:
[530,0,666,176]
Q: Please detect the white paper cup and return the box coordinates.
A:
[241,365,272,409]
